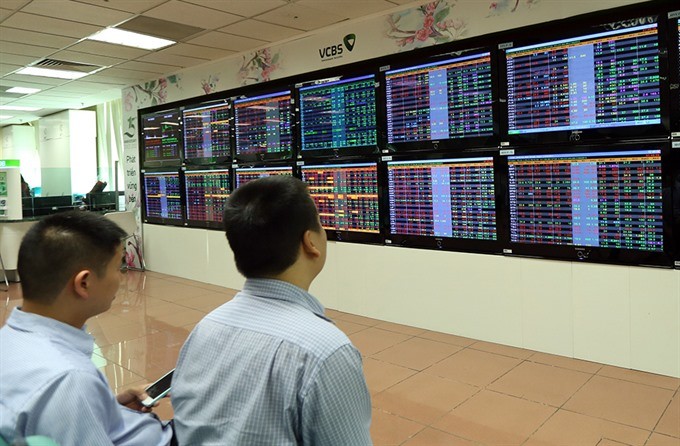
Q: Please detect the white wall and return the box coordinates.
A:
[0,125,40,189]
[144,224,680,378]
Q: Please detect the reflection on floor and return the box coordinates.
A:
[2,271,678,446]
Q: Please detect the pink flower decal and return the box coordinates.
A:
[237,48,281,85]
[386,1,467,50]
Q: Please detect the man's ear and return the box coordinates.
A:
[302,230,321,258]
[73,270,92,299]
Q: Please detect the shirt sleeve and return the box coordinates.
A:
[301,344,373,445]
[21,370,171,446]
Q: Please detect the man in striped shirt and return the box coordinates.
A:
[172,176,372,445]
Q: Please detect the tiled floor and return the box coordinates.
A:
[2,270,679,446]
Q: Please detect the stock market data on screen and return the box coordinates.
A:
[142,111,181,162]
[234,166,293,188]
[184,169,230,223]
[505,22,662,134]
[234,91,292,156]
[143,171,182,220]
[301,163,379,233]
[385,53,494,143]
[508,150,663,251]
[182,103,231,161]
[299,75,377,151]
[387,157,497,240]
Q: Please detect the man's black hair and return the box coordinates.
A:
[18,211,126,302]
[223,176,322,278]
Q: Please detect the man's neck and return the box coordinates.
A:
[21,300,87,329]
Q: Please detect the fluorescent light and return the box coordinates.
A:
[88,28,175,50]
[17,67,89,80]
[0,105,42,111]
[6,87,41,94]
[0,115,14,119]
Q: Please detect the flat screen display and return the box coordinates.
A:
[385,52,494,147]
[507,149,666,264]
[143,170,182,224]
[669,13,680,136]
[298,75,377,154]
[182,102,231,163]
[184,168,230,228]
[505,21,663,140]
[141,110,182,165]
[387,156,497,241]
[234,91,293,160]
[300,162,380,241]
[234,166,293,189]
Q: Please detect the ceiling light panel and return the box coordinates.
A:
[6,87,41,94]
[0,105,42,111]
[87,28,175,50]
[17,67,89,80]
[117,16,205,41]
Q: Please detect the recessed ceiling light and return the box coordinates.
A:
[6,87,41,94]
[17,67,89,80]
[0,115,14,120]
[0,105,42,112]
[88,28,175,50]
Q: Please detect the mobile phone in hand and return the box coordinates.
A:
[141,368,174,407]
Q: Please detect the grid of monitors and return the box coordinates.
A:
[298,75,377,155]
[234,166,294,189]
[503,21,664,143]
[506,147,671,266]
[142,170,183,224]
[234,91,293,161]
[183,168,230,228]
[384,52,495,149]
[141,110,182,166]
[386,155,498,252]
[182,101,231,164]
[300,162,381,242]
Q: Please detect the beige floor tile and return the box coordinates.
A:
[374,321,427,336]
[530,351,603,374]
[335,319,370,335]
[401,427,477,445]
[370,408,425,446]
[372,337,462,371]
[362,358,417,395]
[598,365,680,391]
[149,308,206,327]
[333,311,383,327]
[526,410,650,446]
[488,361,592,407]
[95,356,146,390]
[597,439,633,446]
[349,327,412,356]
[647,433,680,446]
[91,321,157,347]
[432,390,556,445]
[470,340,534,359]
[655,392,680,438]
[174,292,231,312]
[141,282,212,301]
[372,372,478,424]
[423,348,522,387]
[564,376,674,431]
[417,330,476,347]
[153,397,175,421]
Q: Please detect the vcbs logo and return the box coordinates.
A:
[318,34,356,60]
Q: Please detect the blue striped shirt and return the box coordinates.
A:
[0,309,173,445]
[172,278,372,445]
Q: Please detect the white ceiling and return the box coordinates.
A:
[0,0,415,127]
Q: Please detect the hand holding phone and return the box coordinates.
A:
[141,368,175,408]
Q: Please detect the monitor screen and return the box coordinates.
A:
[298,74,377,155]
[504,21,664,141]
[141,109,182,166]
[669,13,680,136]
[234,91,293,161]
[184,168,230,228]
[143,170,183,224]
[182,101,231,164]
[384,52,494,148]
[385,155,500,253]
[300,162,381,242]
[506,148,671,266]
[234,165,294,189]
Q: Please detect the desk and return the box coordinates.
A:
[0,219,38,281]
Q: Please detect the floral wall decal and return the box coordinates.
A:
[127,75,182,108]
[386,1,467,50]
[201,74,220,94]
[237,48,281,85]
[488,0,540,16]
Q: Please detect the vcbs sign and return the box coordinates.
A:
[318,34,356,61]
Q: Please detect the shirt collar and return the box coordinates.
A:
[241,278,331,322]
[6,308,94,357]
